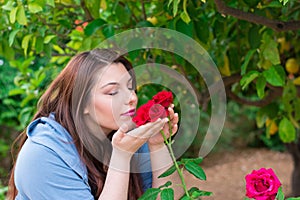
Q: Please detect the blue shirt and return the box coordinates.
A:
[14,114,152,200]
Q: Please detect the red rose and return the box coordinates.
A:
[149,104,168,122]
[152,91,173,108]
[132,100,154,126]
[133,90,173,127]
[245,168,281,200]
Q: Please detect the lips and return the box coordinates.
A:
[121,109,136,117]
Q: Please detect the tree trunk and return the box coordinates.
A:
[286,142,300,197]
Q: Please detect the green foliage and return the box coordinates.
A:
[0,185,8,200]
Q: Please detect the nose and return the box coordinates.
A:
[127,90,137,106]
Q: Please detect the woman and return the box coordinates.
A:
[7,48,180,200]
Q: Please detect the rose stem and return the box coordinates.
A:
[160,127,190,198]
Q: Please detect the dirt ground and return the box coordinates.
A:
[185,147,294,200]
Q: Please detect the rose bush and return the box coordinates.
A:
[245,168,281,200]
[245,168,300,200]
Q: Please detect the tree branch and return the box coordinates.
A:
[223,74,283,107]
[141,0,147,20]
[80,0,94,21]
[214,0,300,32]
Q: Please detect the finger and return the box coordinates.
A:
[172,124,178,135]
[172,113,179,124]
[126,118,167,138]
[168,107,175,119]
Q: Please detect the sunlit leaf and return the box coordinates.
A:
[240,71,260,90]
[262,65,285,86]
[9,7,18,24]
[22,34,33,57]
[16,5,27,25]
[278,117,296,143]
[28,3,43,13]
[9,29,20,46]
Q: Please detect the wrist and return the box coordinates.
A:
[148,142,166,152]
[110,148,132,172]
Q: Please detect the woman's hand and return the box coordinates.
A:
[148,104,179,149]
[111,118,168,158]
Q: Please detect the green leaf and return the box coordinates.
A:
[85,0,100,19]
[84,18,106,36]
[44,35,56,44]
[46,0,55,7]
[241,49,256,75]
[102,24,115,38]
[176,19,193,37]
[261,33,280,65]
[262,65,285,86]
[278,117,296,143]
[181,157,203,165]
[180,11,191,24]
[22,34,33,57]
[158,164,176,178]
[286,197,300,200]
[240,70,260,90]
[158,181,172,189]
[138,188,161,200]
[2,0,14,11]
[184,162,206,180]
[172,0,180,17]
[9,29,20,46]
[179,195,191,200]
[160,188,174,200]
[16,5,27,25]
[35,36,44,54]
[294,98,300,121]
[275,187,285,200]
[261,1,282,8]
[9,88,25,96]
[191,189,212,197]
[256,75,266,99]
[9,6,18,24]
[28,3,43,13]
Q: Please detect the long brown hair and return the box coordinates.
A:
[7,49,143,200]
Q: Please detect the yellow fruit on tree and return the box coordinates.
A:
[147,17,158,25]
[219,55,231,76]
[277,37,291,54]
[293,76,300,86]
[285,58,299,74]
[265,118,278,135]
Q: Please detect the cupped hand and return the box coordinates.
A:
[148,104,179,148]
[111,118,168,158]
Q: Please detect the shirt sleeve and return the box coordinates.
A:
[14,140,94,200]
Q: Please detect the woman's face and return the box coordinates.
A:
[84,62,137,135]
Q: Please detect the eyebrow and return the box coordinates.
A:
[100,77,132,89]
